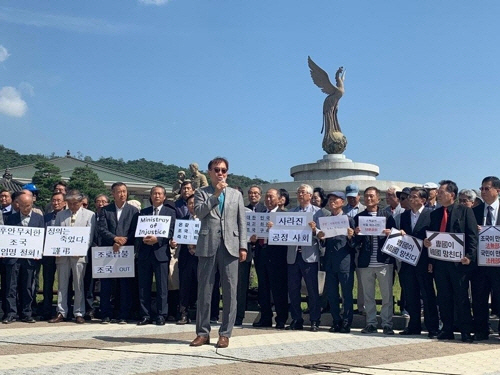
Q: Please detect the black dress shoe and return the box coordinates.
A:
[156,316,166,326]
[286,319,304,330]
[474,332,489,341]
[437,331,455,340]
[427,331,439,338]
[310,321,320,332]
[22,316,36,323]
[2,316,16,324]
[461,332,473,343]
[329,323,341,333]
[275,322,285,329]
[137,317,151,326]
[399,328,421,335]
[252,320,272,328]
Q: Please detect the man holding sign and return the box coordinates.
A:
[135,185,176,326]
[49,190,95,324]
[317,191,355,333]
[398,187,439,337]
[471,176,500,340]
[424,180,478,343]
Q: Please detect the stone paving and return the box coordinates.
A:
[0,318,500,375]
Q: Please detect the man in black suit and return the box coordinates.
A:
[135,185,176,326]
[250,188,289,329]
[98,182,139,324]
[398,187,439,337]
[235,185,266,326]
[471,176,500,340]
[424,180,478,343]
[317,191,355,333]
[2,192,45,323]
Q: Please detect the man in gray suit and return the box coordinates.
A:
[190,157,247,349]
[49,190,96,324]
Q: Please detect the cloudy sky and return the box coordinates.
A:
[1,0,499,190]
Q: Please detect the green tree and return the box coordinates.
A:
[68,166,107,211]
[31,161,62,208]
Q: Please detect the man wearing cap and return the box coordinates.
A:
[423,182,440,210]
[317,191,355,333]
[343,184,365,218]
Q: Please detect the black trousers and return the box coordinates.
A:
[470,266,500,335]
[178,255,198,313]
[236,260,251,321]
[5,260,36,318]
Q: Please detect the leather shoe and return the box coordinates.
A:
[275,322,285,329]
[190,335,210,346]
[461,332,473,343]
[48,313,65,323]
[286,319,304,330]
[176,314,190,325]
[399,328,421,335]
[252,320,272,328]
[156,316,166,326]
[22,316,36,323]
[75,316,85,324]
[474,332,489,341]
[2,316,16,324]
[137,317,151,326]
[437,331,455,340]
[216,335,229,348]
[310,321,319,332]
[427,331,439,338]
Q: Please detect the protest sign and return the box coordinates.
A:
[426,231,464,262]
[43,226,91,257]
[381,228,422,266]
[92,246,135,278]
[134,215,172,237]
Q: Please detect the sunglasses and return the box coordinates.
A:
[213,167,227,174]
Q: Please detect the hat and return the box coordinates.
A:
[345,184,359,197]
[397,187,411,198]
[22,183,39,192]
[423,182,438,189]
[327,191,346,200]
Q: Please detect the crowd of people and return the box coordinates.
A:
[0,158,498,348]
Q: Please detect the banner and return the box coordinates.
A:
[318,215,349,238]
[43,226,91,257]
[246,212,271,239]
[134,215,172,237]
[92,246,135,278]
[0,225,45,259]
[381,228,422,266]
[358,216,386,236]
[173,219,200,245]
[478,226,500,266]
[268,211,313,246]
[426,231,464,262]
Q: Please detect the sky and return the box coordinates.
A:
[1,0,499,190]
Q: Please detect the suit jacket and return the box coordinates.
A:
[98,202,139,247]
[134,203,176,262]
[399,207,432,273]
[354,208,395,268]
[54,207,96,264]
[286,204,321,264]
[429,203,478,266]
[4,211,45,266]
[473,201,500,227]
[194,185,247,258]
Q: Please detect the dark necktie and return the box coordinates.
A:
[486,206,493,226]
[154,208,159,216]
[440,208,448,232]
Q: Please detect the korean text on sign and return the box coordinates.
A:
[268,212,313,246]
[92,246,135,278]
[358,216,386,236]
[43,226,91,257]
[381,228,422,266]
[173,219,200,245]
[318,215,349,238]
[135,215,171,238]
[246,212,271,239]
[426,231,464,262]
[478,226,500,266]
[0,225,44,259]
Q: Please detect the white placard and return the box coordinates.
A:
[43,226,91,257]
[478,226,500,266]
[358,216,386,236]
[318,215,349,238]
[134,215,172,238]
[173,219,200,245]
[246,212,271,239]
[426,231,464,262]
[381,228,422,266]
[268,211,313,246]
[92,246,135,278]
[0,225,45,259]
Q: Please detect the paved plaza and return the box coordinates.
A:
[1,316,500,375]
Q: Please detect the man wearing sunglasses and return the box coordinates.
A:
[190,157,247,349]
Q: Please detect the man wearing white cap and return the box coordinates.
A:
[423,182,440,210]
